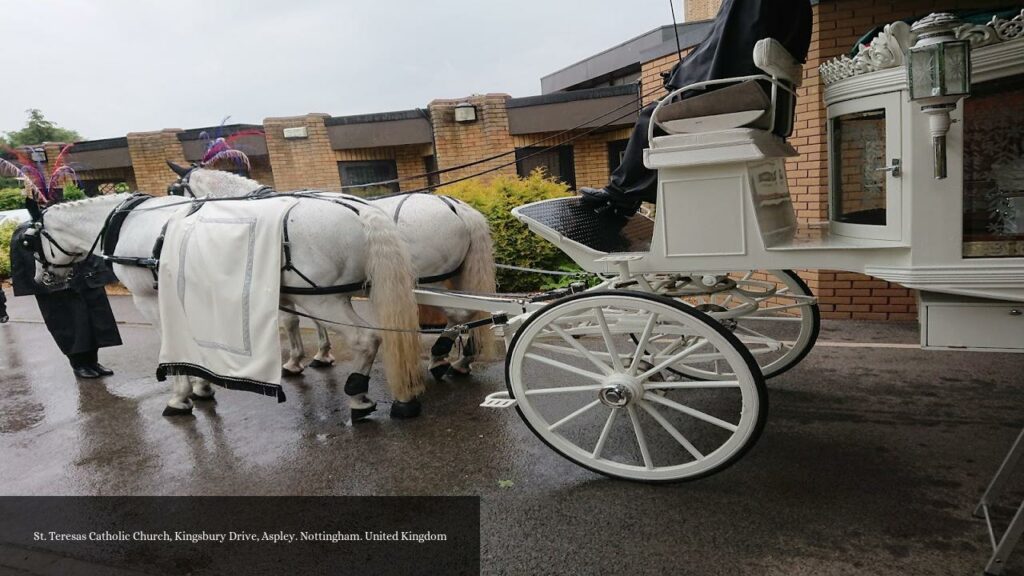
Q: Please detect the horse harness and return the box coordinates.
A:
[95,188,464,295]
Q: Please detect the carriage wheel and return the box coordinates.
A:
[650,270,819,380]
[506,291,766,482]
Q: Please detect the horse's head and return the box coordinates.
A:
[166,162,264,199]
[26,194,128,286]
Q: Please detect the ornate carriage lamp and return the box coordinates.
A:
[908,13,972,179]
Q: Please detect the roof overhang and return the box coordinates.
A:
[326,110,433,150]
[177,124,268,162]
[68,137,132,170]
[507,85,639,135]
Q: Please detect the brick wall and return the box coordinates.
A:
[127,129,187,196]
[684,0,720,21]
[248,156,275,189]
[335,143,434,194]
[429,95,517,184]
[263,114,341,191]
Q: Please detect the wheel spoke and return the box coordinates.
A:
[645,381,741,390]
[524,353,605,382]
[645,393,739,432]
[640,401,704,460]
[524,384,604,396]
[627,405,653,470]
[592,409,618,459]
[594,307,624,372]
[629,313,659,376]
[637,339,709,381]
[548,400,602,431]
[549,324,615,375]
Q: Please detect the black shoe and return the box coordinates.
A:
[578,187,640,219]
[73,366,102,379]
[91,363,114,377]
[0,314,8,324]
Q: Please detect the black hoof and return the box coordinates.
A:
[189,392,216,402]
[390,398,422,419]
[162,405,193,417]
[308,359,334,369]
[430,364,450,381]
[282,367,304,377]
[447,365,472,378]
[351,403,377,422]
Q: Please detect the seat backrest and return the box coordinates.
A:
[753,38,803,87]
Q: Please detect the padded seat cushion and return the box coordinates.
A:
[655,80,771,131]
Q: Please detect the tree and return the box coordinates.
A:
[3,109,82,147]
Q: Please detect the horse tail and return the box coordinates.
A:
[359,205,425,402]
[452,203,499,360]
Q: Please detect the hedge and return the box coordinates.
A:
[444,171,580,293]
[0,188,23,211]
[0,220,17,279]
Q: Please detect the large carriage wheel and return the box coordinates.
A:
[506,291,767,482]
[645,270,819,380]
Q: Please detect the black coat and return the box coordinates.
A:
[665,0,813,91]
[9,221,122,355]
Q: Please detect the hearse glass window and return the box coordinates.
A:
[338,160,400,196]
[963,76,1024,258]
[831,109,888,226]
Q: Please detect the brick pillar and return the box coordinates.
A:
[127,129,187,196]
[263,114,341,191]
[429,94,516,184]
[684,0,721,21]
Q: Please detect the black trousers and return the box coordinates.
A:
[606,103,660,203]
[67,350,99,369]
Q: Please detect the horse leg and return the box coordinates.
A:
[280,310,306,375]
[428,323,457,381]
[162,375,195,416]
[308,324,336,368]
[190,379,216,401]
[445,308,478,377]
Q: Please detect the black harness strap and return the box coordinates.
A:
[280,196,366,295]
[101,193,153,258]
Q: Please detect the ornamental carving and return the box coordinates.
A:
[820,9,1024,85]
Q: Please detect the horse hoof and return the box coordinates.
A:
[282,367,304,377]
[447,365,472,378]
[308,359,334,369]
[162,405,194,417]
[351,403,377,422]
[189,392,216,402]
[429,363,450,381]
[390,398,422,419]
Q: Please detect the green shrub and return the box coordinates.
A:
[0,220,17,279]
[0,188,24,211]
[62,183,86,201]
[444,171,580,292]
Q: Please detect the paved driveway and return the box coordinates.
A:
[1,290,1022,575]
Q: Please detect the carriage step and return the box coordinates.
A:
[480,391,517,409]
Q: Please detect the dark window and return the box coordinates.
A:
[80,180,131,197]
[516,146,576,189]
[830,109,888,226]
[607,139,629,173]
[338,160,399,195]
[424,155,440,190]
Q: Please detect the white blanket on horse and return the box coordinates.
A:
[156,197,297,402]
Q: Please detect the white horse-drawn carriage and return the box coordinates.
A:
[18,10,1024,573]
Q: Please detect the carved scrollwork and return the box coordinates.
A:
[821,9,1024,85]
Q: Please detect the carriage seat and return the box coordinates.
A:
[513,196,654,255]
[652,38,803,139]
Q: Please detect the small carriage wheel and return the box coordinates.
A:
[643,270,820,380]
[505,291,767,483]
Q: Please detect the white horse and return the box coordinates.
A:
[178,167,498,380]
[30,191,426,420]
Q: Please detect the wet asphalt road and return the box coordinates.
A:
[2,289,1024,575]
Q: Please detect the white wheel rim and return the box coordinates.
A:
[509,294,762,482]
[669,270,816,380]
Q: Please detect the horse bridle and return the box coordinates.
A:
[25,197,133,286]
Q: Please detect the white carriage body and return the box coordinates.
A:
[511,34,1024,353]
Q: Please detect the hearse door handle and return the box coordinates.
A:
[875,159,901,178]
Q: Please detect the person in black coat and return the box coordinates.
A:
[579,0,813,217]
[9,216,122,378]
[0,285,8,324]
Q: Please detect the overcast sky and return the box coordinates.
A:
[1,0,677,141]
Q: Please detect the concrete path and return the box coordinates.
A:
[1,290,1023,575]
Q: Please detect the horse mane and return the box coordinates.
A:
[192,168,262,197]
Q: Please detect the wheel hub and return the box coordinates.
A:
[599,374,642,408]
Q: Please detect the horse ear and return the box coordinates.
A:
[166,161,191,177]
